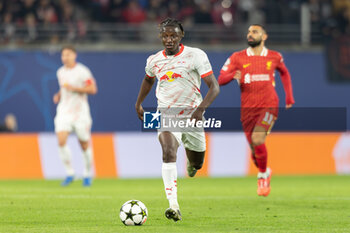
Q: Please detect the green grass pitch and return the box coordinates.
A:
[0,176,349,233]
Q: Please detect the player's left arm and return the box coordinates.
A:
[64,78,98,95]
[191,50,220,121]
[191,73,220,121]
[276,54,295,109]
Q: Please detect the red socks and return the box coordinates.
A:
[253,144,267,173]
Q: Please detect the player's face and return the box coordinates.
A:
[159,26,184,55]
[61,49,77,67]
[247,26,266,48]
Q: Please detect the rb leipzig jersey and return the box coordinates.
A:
[219,47,294,119]
[145,44,213,114]
[56,63,94,122]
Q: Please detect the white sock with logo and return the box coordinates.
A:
[82,147,93,178]
[257,167,270,179]
[162,162,179,209]
[58,145,74,176]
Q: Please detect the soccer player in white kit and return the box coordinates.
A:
[53,45,98,187]
[135,18,220,221]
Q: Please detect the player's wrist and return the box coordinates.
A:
[135,103,142,109]
[195,107,205,114]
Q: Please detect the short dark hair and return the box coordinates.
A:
[61,45,77,53]
[250,24,267,33]
[159,18,184,33]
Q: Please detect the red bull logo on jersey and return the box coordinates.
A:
[159,71,183,82]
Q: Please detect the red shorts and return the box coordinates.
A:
[242,108,278,145]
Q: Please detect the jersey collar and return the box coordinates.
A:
[246,47,268,56]
[162,44,184,58]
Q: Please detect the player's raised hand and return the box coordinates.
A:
[286,104,293,109]
[135,105,144,121]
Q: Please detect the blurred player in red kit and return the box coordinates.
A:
[218,24,295,197]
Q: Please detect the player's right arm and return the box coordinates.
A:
[218,53,239,85]
[135,75,155,121]
[136,55,157,121]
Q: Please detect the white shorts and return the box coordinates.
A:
[158,130,206,152]
[54,117,92,142]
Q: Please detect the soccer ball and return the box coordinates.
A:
[119,200,148,226]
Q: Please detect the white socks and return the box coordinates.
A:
[58,145,74,176]
[257,167,271,179]
[162,162,179,209]
[59,145,93,178]
[82,147,93,178]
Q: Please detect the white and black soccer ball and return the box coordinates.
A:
[119,200,148,226]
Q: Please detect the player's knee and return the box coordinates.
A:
[81,144,89,151]
[58,139,66,147]
[251,134,265,146]
[80,142,89,151]
[162,145,177,162]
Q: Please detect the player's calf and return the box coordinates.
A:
[187,159,203,177]
[185,150,205,177]
[187,160,198,177]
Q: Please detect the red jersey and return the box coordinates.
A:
[218,47,295,110]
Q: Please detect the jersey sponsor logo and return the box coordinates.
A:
[160,71,183,82]
[243,63,251,69]
[252,74,270,81]
[266,61,272,70]
[244,73,270,84]
[244,74,251,84]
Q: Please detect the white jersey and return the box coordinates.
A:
[55,63,94,122]
[145,44,213,114]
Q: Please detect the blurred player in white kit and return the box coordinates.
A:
[53,45,98,187]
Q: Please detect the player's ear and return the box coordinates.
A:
[72,52,77,59]
[159,29,167,38]
[158,27,163,39]
[263,33,268,41]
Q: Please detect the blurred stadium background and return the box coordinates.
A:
[0,0,350,179]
